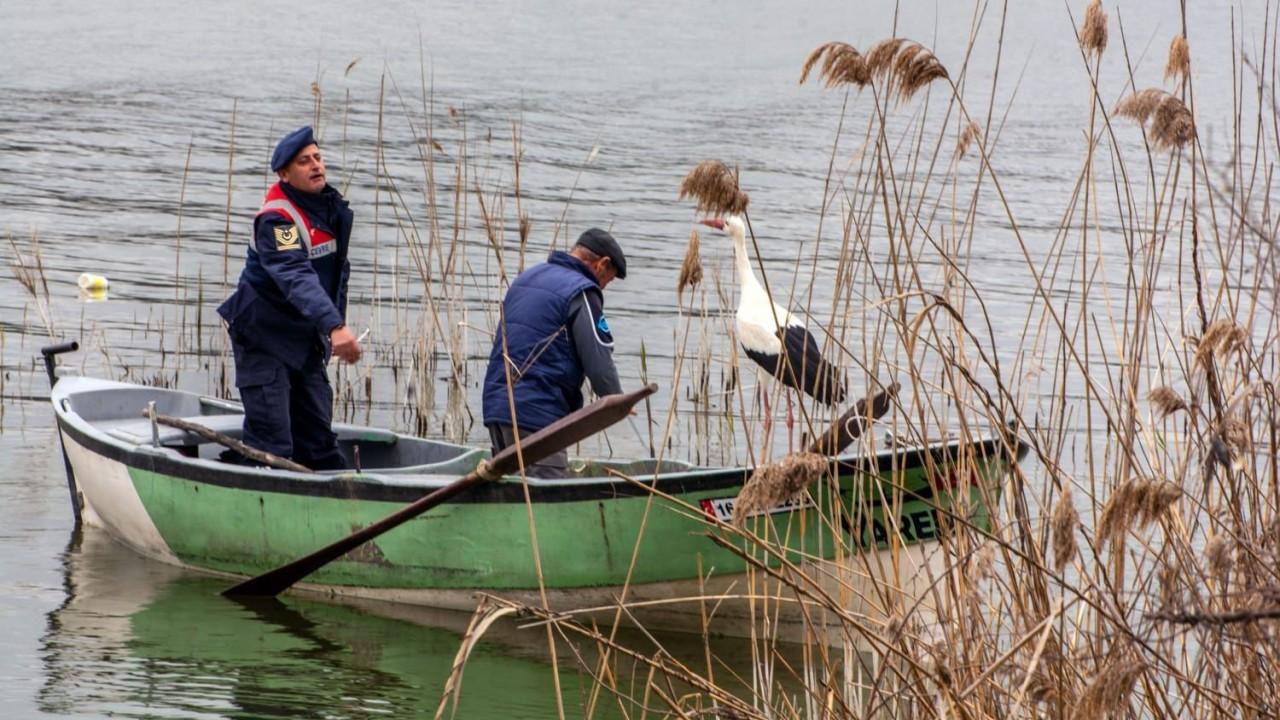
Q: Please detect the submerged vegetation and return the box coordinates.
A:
[6,1,1280,718]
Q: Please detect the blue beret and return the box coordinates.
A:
[270,126,316,172]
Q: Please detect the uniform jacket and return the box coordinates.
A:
[482,251,606,431]
[217,181,352,373]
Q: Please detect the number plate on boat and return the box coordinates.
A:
[699,494,814,523]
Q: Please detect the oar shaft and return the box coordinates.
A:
[224,383,657,598]
[223,468,490,596]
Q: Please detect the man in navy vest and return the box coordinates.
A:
[482,229,627,478]
[216,126,362,470]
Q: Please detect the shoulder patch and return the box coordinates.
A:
[596,314,611,336]
[273,225,302,251]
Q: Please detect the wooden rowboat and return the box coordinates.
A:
[49,368,1027,641]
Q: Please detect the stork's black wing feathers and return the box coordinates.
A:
[742,344,782,378]
[778,325,845,405]
[740,325,846,405]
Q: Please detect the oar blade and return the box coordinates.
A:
[805,382,899,456]
[487,383,658,476]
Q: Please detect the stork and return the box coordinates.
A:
[700,216,846,440]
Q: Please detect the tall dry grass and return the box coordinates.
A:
[435,6,1280,720]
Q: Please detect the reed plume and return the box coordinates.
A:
[956,120,982,158]
[864,38,950,103]
[678,160,750,215]
[1149,385,1188,418]
[1204,533,1234,580]
[1165,35,1190,83]
[677,229,704,302]
[801,39,948,103]
[732,453,827,525]
[1221,415,1250,450]
[799,41,870,87]
[1080,0,1108,56]
[1097,477,1182,548]
[1073,654,1144,719]
[1051,486,1080,572]
[1115,88,1196,151]
[1193,318,1247,370]
[967,544,996,585]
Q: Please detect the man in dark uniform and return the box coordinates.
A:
[217,126,361,470]
[482,228,627,478]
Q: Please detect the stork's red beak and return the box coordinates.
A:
[699,218,726,231]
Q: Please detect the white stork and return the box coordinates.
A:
[700,216,846,435]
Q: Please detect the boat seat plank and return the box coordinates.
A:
[100,414,245,446]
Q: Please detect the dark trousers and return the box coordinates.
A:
[231,337,345,471]
[487,424,569,479]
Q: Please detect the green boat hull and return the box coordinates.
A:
[53,377,1026,637]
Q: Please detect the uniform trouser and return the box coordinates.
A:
[231,337,345,471]
[487,423,569,479]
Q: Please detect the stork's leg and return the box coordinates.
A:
[785,390,795,453]
[761,388,773,438]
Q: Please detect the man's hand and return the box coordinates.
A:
[330,325,362,364]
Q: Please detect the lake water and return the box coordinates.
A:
[0,0,1263,717]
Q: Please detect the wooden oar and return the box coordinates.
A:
[223,383,658,598]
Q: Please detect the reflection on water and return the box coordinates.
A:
[39,529,593,718]
[39,528,783,719]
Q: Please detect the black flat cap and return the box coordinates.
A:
[574,228,627,279]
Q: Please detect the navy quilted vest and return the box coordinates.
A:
[482,251,600,431]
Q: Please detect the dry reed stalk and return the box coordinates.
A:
[956,120,981,159]
[678,160,749,215]
[677,229,704,302]
[731,452,827,525]
[1073,654,1144,719]
[1165,35,1190,83]
[221,99,237,289]
[1115,88,1196,151]
[7,233,55,337]
[1149,385,1189,418]
[1097,478,1182,548]
[174,139,192,300]
[1080,0,1108,56]
[1050,486,1080,572]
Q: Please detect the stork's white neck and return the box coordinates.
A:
[729,225,766,298]
[727,220,796,331]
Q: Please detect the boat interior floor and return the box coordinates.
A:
[95,414,698,480]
